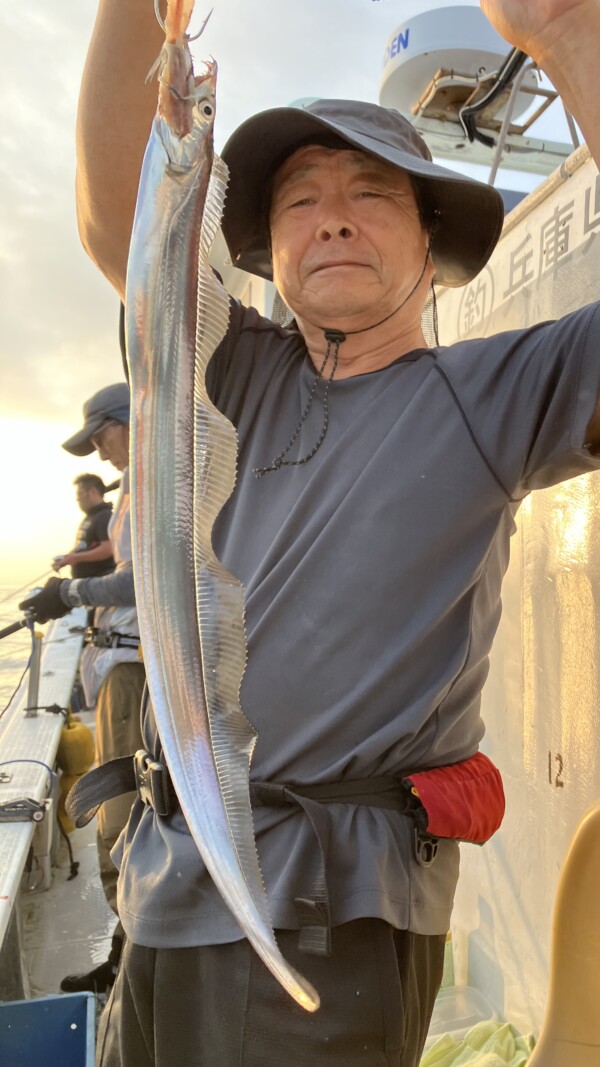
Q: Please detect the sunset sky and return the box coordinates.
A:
[0,0,573,589]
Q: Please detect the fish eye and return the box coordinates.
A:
[203,104,213,116]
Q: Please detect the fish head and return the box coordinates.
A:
[191,59,217,131]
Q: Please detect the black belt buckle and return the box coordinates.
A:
[85,626,140,650]
[134,750,172,817]
[85,626,112,649]
[413,828,439,868]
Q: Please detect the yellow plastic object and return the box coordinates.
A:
[56,716,95,776]
[58,772,81,834]
[528,800,600,1066]
[55,714,95,834]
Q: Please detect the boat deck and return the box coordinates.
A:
[21,729,116,1000]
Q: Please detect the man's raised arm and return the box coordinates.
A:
[481,0,600,170]
[77,0,163,299]
[482,0,600,447]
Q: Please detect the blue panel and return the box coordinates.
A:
[0,993,94,1067]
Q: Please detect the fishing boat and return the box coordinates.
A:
[1,5,600,1064]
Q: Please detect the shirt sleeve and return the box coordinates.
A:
[70,564,136,608]
[436,301,600,497]
[205,297,303,416]
[205,297,251,403]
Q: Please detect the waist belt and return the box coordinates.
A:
[84,626,141,650]
[67,749,504,956]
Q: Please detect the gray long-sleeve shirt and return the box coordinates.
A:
[60,563,135,608]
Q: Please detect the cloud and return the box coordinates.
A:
[0,2,121,420]
[0,0,400,422]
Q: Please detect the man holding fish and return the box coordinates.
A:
[74,0,600,1064]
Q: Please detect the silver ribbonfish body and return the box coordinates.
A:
[125,0,319,1013]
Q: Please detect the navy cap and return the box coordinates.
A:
[62,382,130,457]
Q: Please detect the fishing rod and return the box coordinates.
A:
[0,594,40,643]
[0,617,30,641]
[0,594,44,718]
[0,614,68,721]
[0,569,52,608]
[0,567,54,645]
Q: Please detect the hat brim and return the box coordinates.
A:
[221,106,504,289]
[62,413,105,457]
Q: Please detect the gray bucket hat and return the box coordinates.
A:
[221,98,504,289]
[62,382,130,457]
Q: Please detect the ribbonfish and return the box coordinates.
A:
[125,0,319,1012]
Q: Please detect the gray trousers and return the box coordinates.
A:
[96,919,445,1067]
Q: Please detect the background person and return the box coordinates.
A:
[52,472,116,579]
[20,382,144,996]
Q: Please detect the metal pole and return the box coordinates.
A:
[562,104,581,149]
[25,629,43,717]
[488,62,538,187]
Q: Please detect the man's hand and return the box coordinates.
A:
[19,578,71,624]
[482,0,600,175]
[481,0,594,62]
[55,553,77,569]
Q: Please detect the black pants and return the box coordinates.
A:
[96,920,445,1067]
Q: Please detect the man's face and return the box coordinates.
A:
[91,420,129,472]
[269,146,432,329]
[75,484,96,513]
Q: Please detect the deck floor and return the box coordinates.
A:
[21,818,115,998]
[20,709,116,1000]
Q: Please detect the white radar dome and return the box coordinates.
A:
[380,5,536,122]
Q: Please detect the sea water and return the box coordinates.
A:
[0,587,36,711]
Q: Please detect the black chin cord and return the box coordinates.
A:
[318,210,439,340]
[254,214,439,477]
[253,329,344,476]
